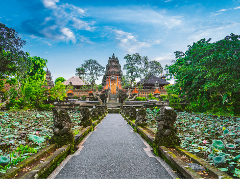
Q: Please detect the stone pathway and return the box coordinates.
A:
[48,114,177,179]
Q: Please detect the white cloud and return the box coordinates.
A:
[38,0,94,44]
[61,28,76,43]
[114,29,160,53]
[234,6,240,9]
[153,53,174,61]
[42,0,59,9]
[218,9,227,12]
[72,17,94,31]
[90,7,183,29]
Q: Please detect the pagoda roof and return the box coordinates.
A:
[137,75,170,85]
[63,76,87,86]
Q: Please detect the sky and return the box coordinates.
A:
[1,0,240,85]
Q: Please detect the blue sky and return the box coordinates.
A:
[1,0,240,84]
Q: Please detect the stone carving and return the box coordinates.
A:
[154,107,181,147]
[80,107,92,127]
[91,108,99,121]
[52,108,72,136]
[129,106,136,120]
[50,109,74,148]
[135,107,147,127]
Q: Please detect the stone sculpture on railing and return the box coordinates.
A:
[80,107,93,127]
[50,108,74,147]
[91,108,99,121]
[154,106,181,147]
[129,106,136,120]
[135,107,147,127]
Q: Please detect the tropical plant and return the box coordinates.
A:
[165,33,240,115]
[55,77,66,85]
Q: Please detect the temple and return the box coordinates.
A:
[102,53,123,94]
[45,68,54,89]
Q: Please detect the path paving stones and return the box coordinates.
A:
[51,114,177,179]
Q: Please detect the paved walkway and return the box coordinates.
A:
[48,114,177,179]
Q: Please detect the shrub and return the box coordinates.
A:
[135,97,147,101]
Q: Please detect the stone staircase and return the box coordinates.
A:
[107,94,121,108]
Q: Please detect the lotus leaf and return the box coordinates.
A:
[223,129,229,135]
[213,156,225,165]
[226,144,235,149]
[213,140,225,150]
[233,155,240,162]
[29,135,45,143]
[0,156,10,164]
[208,154,215,160]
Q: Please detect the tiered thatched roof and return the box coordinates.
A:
[63,76,87,86]
[137,75,169,89]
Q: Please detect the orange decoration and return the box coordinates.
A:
[132,87,139,94]
[154,88,160,94]
[89,91,93,94]
[67,90,73,94]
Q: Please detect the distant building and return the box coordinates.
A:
[45,68,54,89]
[63,76,88,89]
[137,74,170,89]
[102,53,124,94]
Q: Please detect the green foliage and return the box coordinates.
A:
[148,93,158,100]
[121,75,131,89]
[55,77,66,85]
[50,81,67,100]
[76,59,104,85]
[123,54,163,87]
[165,33,240,114]
[123,53,143,87]
[135,97,147,101]
[82,95,86,101]
[0,23,29,78]
[75,67,85,80]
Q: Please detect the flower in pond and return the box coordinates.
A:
[203,140,207,144]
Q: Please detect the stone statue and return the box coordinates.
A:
[80,107,92,127]
[52,108,72,136]
[50,108,74,148]
[129,106,136,120]
[135,107,147,127]
[154,107,181,147]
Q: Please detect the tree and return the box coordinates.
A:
[75,67,85,80]
[50,81,67,100]
[123,53,143,87]
[143,60,163,77]
[27,56,48,81]
[165,33,240,114]
[55,77,66,85]
[0,23,29,78]
[121,75,131,89]
[77,59,104,85]
[123,53,163,87]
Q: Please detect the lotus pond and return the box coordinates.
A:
[146,109,240,178]
[0,110,82,174]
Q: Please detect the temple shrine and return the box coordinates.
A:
[102,53,123,94]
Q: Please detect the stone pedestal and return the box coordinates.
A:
[154,107,181,148]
